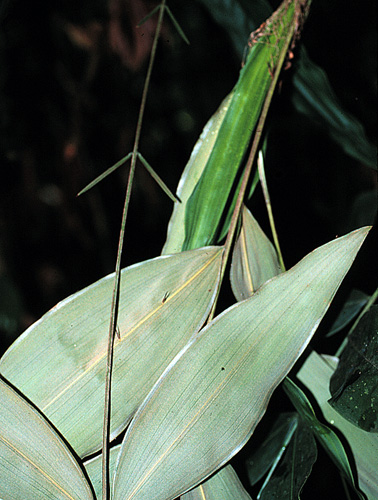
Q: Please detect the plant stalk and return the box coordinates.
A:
[101,3,166,498]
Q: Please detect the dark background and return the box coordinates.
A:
[0,0,376,498]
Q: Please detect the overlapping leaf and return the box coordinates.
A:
[294,352,377,499]
[0,377,94,500]
[0,247,222,458]
[256,416,317,499]
[84,446,121,500]
[162,93,233,255]
[230,205,282,300]
[181,465,252,500]
[112,227,369,500]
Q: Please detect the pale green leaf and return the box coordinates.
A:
[84,446,121,500]
[230,205,282,301]
[0,377,94,500]
[162,93,233,255]
[0,247,222,458]
[181,465,252,500]
[297,352,378,500]
[113,227,369,500]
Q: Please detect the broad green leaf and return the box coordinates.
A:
[327,288,369,337]
[181,465,252,500]
[296,352,378,499]
[0,247,222,458]
[0,377,94,500]
[329,305,378,432]
[230,205,282,301]
[246,413,298,486]
[84,446,121,500]
[162,92,233,255]
[183,0,307,250]
[257,416,317,500]
[112,227,369,500]
[198,1,376,169]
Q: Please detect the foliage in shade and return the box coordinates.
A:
[327,288,370,337]
[329,305,378,432]
[295,352,378,499]
[0,247,222,458]
[0,377,94,500]
[112,228,368,500]
[198,0,376,169]
[257,416,317,499]
[246,413,299,486]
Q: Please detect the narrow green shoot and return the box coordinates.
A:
[165,5,190,45]
[77,153,133,197]
[137,152,180,203]
[137,5,160,27]
[257,150,286,271]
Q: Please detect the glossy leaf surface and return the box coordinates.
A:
[113,228,369,500]
[0,247,222,458]
[0,377,94,500]
[296,352,378,499]
[329,305,378,432]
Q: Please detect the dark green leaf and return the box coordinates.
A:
[246,413,298,486]
[258,416,317,500]
[283,377,366,500]
[327,289,369,337]
[329,305,378,432]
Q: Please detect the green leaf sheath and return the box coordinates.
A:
[182,1,297,250]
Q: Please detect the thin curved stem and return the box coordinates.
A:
[101,3,166,499]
